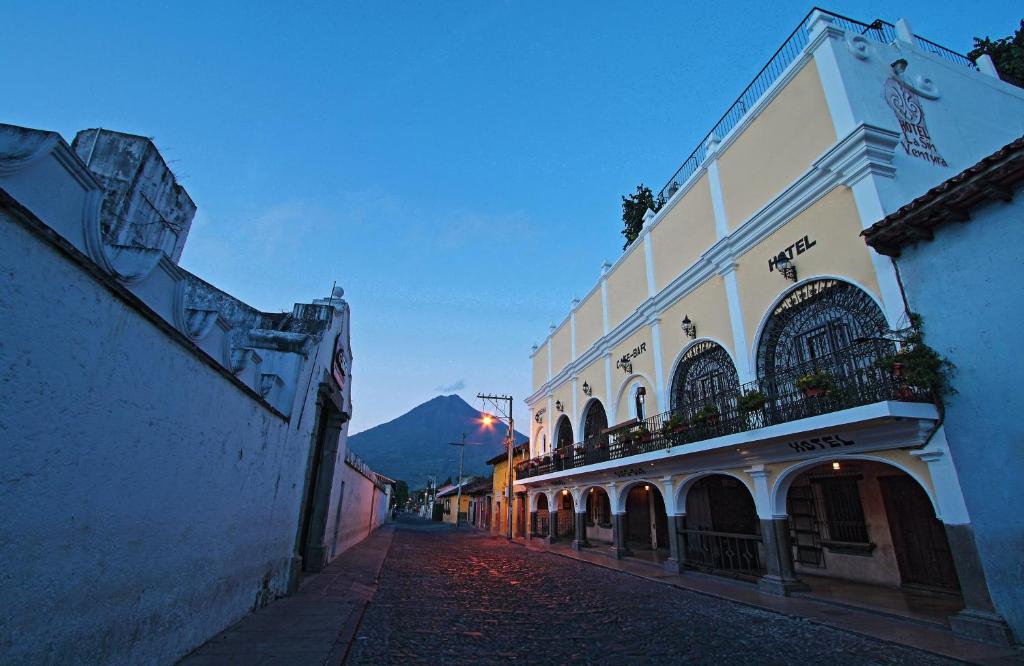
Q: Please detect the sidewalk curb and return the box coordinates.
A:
[333,524,397,665]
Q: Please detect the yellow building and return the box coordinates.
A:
[519,8,1023,644]
[487,444,529,537]
[436,483,472,525]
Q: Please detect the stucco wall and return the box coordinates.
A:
[0,210,307,665]
[895,193,1024,641]
[328,462,389,557]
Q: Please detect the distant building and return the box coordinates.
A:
[519,9,1023,646]
[0,124,391,663]
[436,478,476,525]
[863,136,1024,643]
[487,443,529,537]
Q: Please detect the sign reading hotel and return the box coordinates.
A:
[616,342,647,374]
[768,235,817,273]
[884,77,948,167]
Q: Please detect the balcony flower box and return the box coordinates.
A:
[693,404,720,427]
[659,415,689,439]
[796,371,834,399]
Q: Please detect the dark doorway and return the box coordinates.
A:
[297,405,332,571]
[624,484,668,551]
[683,475,763,578]
[879,475,960,591]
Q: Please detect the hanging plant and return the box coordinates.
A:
[737,390,767,414]
[796,370,834,398]
[875,313,956,402]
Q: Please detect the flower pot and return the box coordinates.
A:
[895,386,915,400]
[802,387,827,398]
[705,415,719,427]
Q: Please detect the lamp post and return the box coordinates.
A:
[448,434,467,528]
[478,393,515,541]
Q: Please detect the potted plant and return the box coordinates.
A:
[796,370,833,398]
[737,390,767,414]
[660,414,688,438]
[693,404,720,427]
[874,313,956,404]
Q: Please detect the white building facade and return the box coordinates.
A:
[0,125,389,664]
[521,9,1024,645]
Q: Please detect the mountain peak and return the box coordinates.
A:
[349,394,527,487]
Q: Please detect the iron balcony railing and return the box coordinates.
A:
[679,528,766,579]
[656,8,976,203]
[517,340,931,479]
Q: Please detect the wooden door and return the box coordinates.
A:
[879,476,960,591]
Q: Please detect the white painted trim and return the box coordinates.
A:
[570,377,578,433]
[603,352,615,425]
[612,372,656,422]
[600,274,610,336]
[649,318,666,413]
[848,178,910,330]
[720,264,753,383]
[643,232,657,299]
[808,12,856,138]
[909,426,971,525]
[614,478,664,514]
[576,396,607,442]
[674,470,756,516]
[707,158,730,239]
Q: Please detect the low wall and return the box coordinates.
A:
[326,458,390,559]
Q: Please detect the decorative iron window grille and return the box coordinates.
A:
[555,415,574,450]
[756,280,889,379]
[670,341,740,412]
[811,473,871,545]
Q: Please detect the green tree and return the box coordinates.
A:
[968,20,1024,86]
[620,184,666,250]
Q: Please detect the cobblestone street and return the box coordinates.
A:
[347,517,955,665]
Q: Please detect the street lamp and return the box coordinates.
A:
[775,253,798,282]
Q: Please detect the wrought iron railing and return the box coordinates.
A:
[655,8,975,203]
[679,528,766,578]
[516,340,931,479]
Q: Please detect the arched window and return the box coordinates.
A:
[582,400,608,442]
[756,279,888,379]
[670,341,739,411]
[631,384,647,420]
[555,416,574,450]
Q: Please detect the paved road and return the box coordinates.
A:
[347,516,954,665]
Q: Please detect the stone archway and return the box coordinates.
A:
[623,482,669,555]
[534,494,550,538]
[682,474,764,579]
[583,486,613,545]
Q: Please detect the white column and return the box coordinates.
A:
[600,261,611,336]
[720,262,753,383]
[705,136,730,239]
[643,215,657,298]
[546,324,554,381]
[603,352,615,424]
[807,8,856,138]
[660,475,677,516]
[570,297,579,362]
[649,317,667,413]
[546,393,554,451]
[745,464,776,519]
[849,179,910,329]
[570,376,578,437]
[910,427,970,525]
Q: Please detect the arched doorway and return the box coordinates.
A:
[683,475,764,579]
[581,399,609,463]
[785,460,962,599]
[584,487,613,545]
[554,415,574,470]
[552,490,575,540]
[624,483,669,556]
[534,494,550,538]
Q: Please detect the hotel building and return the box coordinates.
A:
[520,9,1023,644]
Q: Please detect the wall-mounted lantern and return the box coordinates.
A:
[582,381,592,396]
[555,400,564,412]
[775,253,798,282]
[681,315,697,339]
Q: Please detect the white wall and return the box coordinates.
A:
[327,462,390,558]
[0,210,311,665]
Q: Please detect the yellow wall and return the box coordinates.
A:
[442,494,472,524]
[550,323,571,375]
[611,327,659,418]
[574,291,603,355]
[735,186,880,347]
[491,448,529,534]
[717,60,836,230]
[532,343,547,389]
[650,174,717,291]
[575,357,607,419]
[606,246,647,330]
[658,277,733,383]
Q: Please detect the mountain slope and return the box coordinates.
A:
[347,394,527,488]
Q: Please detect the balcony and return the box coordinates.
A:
[517,340,933,480]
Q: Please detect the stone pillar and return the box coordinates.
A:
[945,523,1014,645]
[757,518,807,596]
[572,512,589,551]
[610,513,631,559]
[663,514,686,574]
[529,510,537,540]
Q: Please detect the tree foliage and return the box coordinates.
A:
[621,184,665,250]
[968,20,1024,86]
[393,479,409,508]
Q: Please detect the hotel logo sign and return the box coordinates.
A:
[884,77,948,168]
[616,342,647,374]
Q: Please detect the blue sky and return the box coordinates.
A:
[4,1,1017,433]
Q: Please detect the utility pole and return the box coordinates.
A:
[448,434,467,527]
[478,393,515,541]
